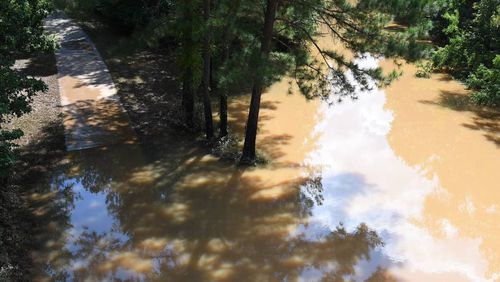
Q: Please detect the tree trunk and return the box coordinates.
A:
[240,0,279,164]
[181,2,195,128]
[219,87,228,137]
[182,67,195,128]
[219,31,230,138]
[218,0,241,138]
[202,0,214,139]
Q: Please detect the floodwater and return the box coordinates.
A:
[28,49,500,282]
[45,13,138,151]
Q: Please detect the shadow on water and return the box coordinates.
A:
[20,105,388,281]
[62,98,138,150]
[419,90,500,147]
[18,17,392,281]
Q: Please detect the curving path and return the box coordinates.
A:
[45,12,137,151]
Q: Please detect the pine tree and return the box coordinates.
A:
[240,0,280,164]
[54,0,435,160]
[177,0,201,129]
[238,0,433,164]
[214,0,243,137]
[201,0,215,139]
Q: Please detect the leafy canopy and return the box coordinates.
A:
[0,0,55,178]
[432,0,500,106]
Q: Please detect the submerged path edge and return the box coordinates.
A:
[44,11,138,151]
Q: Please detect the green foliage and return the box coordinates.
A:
[175,0,203,87]
[468,55,500,106]
[274,0,433,102]
[432,0,500,106]
[53,0,99,13]
[59,0,434,104]
[0,0,54,178]
[57,0,435,161]
[416,60,434,78]
[95,0,150,32]
[58,0,171,34]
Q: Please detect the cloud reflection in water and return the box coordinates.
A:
[300,55,495,282]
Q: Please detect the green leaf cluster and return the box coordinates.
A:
[432,0,500,106]
[0,0,55,178]
[58,0,434,161]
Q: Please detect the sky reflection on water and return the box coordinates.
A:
[300,56,498,281]
[30,55,500,282]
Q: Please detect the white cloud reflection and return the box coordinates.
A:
[299,55,495,282]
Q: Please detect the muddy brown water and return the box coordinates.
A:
[28,47,499,281]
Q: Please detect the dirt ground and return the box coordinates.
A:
[1,14,197,281]
[74,17,202,147]
[1,52,65,281]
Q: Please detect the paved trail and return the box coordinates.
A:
[45,12,137,151]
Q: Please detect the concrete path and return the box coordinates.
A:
[45,12,137,151]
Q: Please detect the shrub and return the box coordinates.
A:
[0,0,55,179]
[468,56,500,106]
[430,0,499,106]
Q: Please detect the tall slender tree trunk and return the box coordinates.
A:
[182,67,195,128]
[219,27,231,138]
[202,0,214,139]
[219,82,228,137]
[181,2,194,128]
[218,0,242,138]
[240,0,279,164]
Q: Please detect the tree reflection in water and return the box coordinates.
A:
[27,141,388,281]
